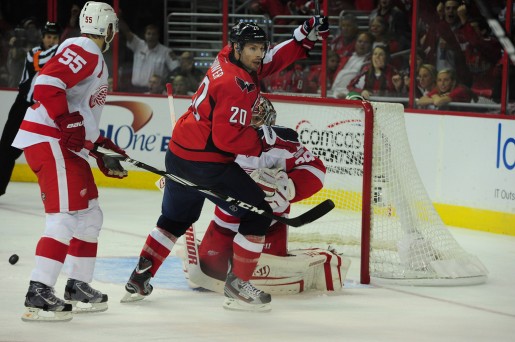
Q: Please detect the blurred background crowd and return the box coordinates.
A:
[0,0,513,114]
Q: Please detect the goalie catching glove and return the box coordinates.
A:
[250,168,295,211]
[257,125,300,159]
[89,137,128,179]
[293,15,330,50]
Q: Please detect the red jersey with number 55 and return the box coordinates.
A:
[13,37,108,159]
[170,40,308,163]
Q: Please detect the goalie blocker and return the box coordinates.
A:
[178,225,351,295]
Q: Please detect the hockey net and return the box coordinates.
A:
[284,100,488,286]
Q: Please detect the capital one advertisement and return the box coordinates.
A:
[404,114,515,215]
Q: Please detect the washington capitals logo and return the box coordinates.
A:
[235,77,256,93]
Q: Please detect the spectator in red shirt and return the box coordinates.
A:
[369,0,411,41]
[347,44,402,99]
[420,0,472,86]
[249,0,298,30]
[415,64,437,99]
[330,13,359,59]
[368,15,404,69]
[460,16,502,97]
[417,68,476,109]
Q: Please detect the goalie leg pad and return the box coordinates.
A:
[263,222,288,256]
[289,248,351,291]
[251,251,326,294]
[198,221,235,280]
[181,226,226,293]
[252,248,351,294]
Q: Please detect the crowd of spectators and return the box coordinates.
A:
[0,0,512,113]
[253,0,510,113]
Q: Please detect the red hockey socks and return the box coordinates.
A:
[231,233,264,281]
[140,227,177,276]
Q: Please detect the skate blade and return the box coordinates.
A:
[67,300,108,313]
[120,291,146,303]
[21,307,73,322]
[223,298,271,312]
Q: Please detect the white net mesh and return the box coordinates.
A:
[287,101,488,285]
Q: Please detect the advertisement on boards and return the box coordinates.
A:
[405,113,515,221]
[495,122,515,204]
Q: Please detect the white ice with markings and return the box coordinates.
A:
[1,182,514,341]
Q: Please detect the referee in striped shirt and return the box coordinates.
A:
[0,22,61,197]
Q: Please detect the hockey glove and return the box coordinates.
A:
[316,16,330,41]
[264,189,289,212]
[293,15,329,50]
[54,111,85,152]
[258,125,300,159]
[250,168,295,200]
[89,150,128,179]
[94,136,128,157]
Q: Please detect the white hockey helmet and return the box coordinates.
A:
[79,2,119,38]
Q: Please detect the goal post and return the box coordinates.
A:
[275,97,488,286]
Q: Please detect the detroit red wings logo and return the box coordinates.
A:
[235,77,256,93]
[89,85,108,108]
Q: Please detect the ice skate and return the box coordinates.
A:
[64,279,108,313]
[223,272,271,312]
[121,256,153,303]
[21,281,73,322]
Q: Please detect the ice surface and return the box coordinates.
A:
[1,182,514,341]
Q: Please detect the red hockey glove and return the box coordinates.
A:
[292,15,329,50]
[95,136,128,157]
[258,125,300,158]
[54,111,85,152]
[89,150,128,179]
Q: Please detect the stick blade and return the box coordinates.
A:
[287,199,335,227]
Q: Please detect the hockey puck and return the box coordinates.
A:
[9,254,19,265]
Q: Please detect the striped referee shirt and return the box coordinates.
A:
[18,44,59,103]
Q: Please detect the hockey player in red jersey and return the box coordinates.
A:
[13,2,126,322]
[199,95,325,269]
[123,17,330,311]
[184,96,350,294]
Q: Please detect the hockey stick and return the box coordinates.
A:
[165,83,177,129]
[155,83,178,188]
[473,0,515,64]
[313,0,320,15]
[94,147,335,227]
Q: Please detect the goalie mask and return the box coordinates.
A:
[251,95,277,127]
[79,1,119,51]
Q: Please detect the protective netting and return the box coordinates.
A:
[287,101,488,285]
